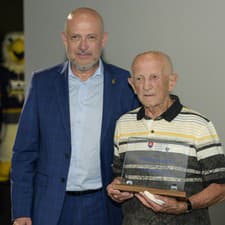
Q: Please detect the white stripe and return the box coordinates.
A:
[126,175,202,182]
[124,164,201,174]
[198,147,225,160]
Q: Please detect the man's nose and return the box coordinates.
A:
[143,79,152,90]
[79,38,88,50]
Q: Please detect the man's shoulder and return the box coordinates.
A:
[30,62,68,83]
[34,62,67,75]
[103,61,130,77]
[180,106,210,123]
[118,107,141,122]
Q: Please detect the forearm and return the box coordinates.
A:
[189,183,225,209]
[135,183,225,215]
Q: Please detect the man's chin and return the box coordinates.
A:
[143,103,158,109]
[72,61,99,72]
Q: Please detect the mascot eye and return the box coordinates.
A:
[7,37,13,43]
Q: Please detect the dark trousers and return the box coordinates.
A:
[0,181,11,225]
[57,189,107,225]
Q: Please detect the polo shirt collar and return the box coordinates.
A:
[137,95,183,121]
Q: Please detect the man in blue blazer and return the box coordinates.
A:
[11,7,139,225]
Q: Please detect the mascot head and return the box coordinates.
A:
[2,32,24,74]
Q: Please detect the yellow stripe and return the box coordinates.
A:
[156,131,218,141]
[116,131,149,138]
[2,108,22,113]
[197,134,218,141]
[0,161,11,181]
[117,131,218,141]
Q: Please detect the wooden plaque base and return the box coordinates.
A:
[113,184,187,200]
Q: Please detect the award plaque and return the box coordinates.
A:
[113,137,188,200]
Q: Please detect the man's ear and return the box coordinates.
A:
[128,77,137,94]
[101,32,108,48]
[61,32,67,48]
[169,73,178,92]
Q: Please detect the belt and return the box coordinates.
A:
[66,188,102,196]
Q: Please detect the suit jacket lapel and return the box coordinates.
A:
[54,62,71,140]
[101,63,116,141]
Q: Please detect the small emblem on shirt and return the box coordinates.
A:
[148,140,154,148]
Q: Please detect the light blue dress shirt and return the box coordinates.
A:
[66,61,104,191]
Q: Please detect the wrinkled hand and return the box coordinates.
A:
[107,177,134,203]
[135,192,187,215]
[13,217,32,225]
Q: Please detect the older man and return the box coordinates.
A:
[107,51,225,225]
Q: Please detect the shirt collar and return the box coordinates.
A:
[68,59,103,79]
[137,95,183,121]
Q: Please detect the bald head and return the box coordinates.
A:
[65,7,104,33]
[129,50,178,118]
[131,51,174,76]
[61,7,108,79]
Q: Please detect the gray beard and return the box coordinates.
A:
[71,59,99,72]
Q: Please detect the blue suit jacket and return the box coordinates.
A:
[11,61,139,225]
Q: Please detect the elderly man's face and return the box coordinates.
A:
[129,55,176,112]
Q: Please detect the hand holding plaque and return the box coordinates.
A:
[113,137,188,200]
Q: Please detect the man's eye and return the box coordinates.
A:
[88,35,97,40]
[151,75,159,80]
[71,35,80,41]
[135,77,142,81]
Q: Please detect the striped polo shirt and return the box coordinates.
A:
[113,95,225,197]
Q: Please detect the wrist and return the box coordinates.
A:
[185,199,193,213]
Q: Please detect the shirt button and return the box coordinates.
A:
[165,147,170,151]
[61,177,65,183]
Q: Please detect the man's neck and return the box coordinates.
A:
[71,63,99,81]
